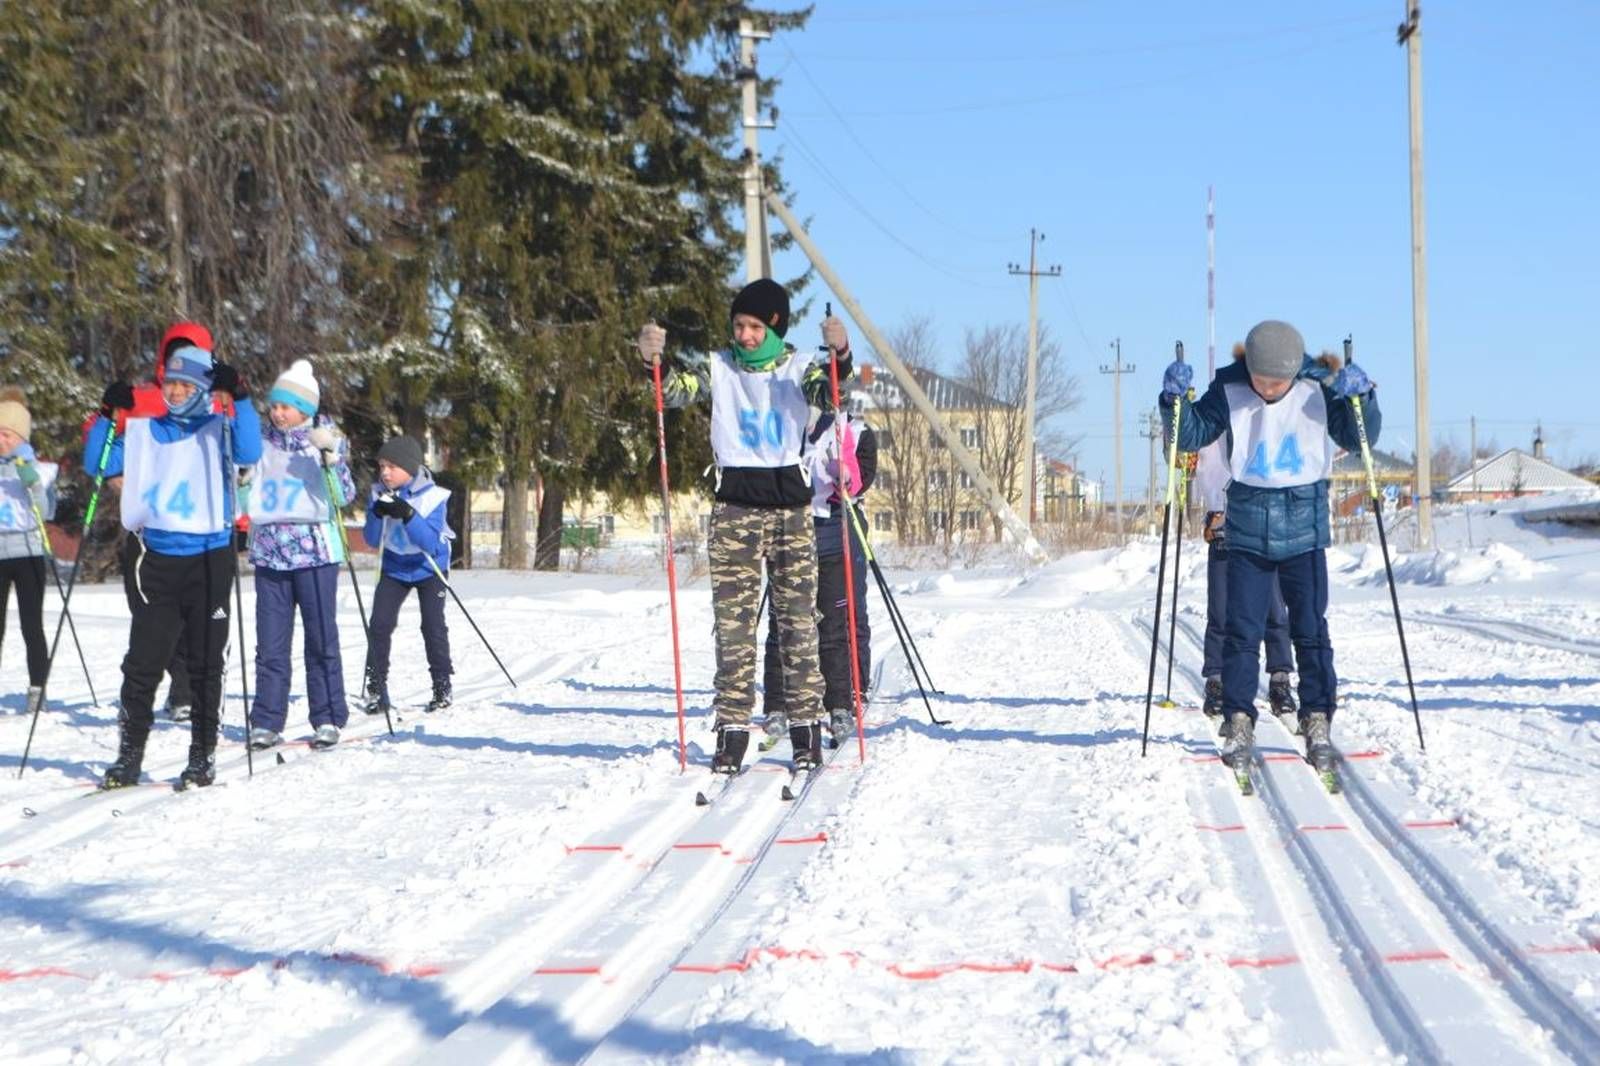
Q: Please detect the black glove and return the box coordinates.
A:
[372,495,415,521]
[100,381,136,413]
[210,362,247,400]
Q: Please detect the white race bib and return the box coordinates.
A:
[0,462,56,532]
[1225,380,1332,489]
[120,418,229,534]
[709,350,811,469]
[247,441,330,524]
[376,484,452,555]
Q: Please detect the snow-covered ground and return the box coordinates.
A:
[2,498,1597,1064]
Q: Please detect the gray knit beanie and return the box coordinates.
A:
[1244,320,1305,381]
[377,435,424,476]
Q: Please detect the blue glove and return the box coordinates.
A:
[1331,364,1372,399]
[1161,361,1193,399]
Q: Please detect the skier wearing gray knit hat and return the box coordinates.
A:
[1157,319,1380,792]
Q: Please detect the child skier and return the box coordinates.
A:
[100,321,216,722]
[1194,349,1299,735]
[1160,319,1379,781]
[0,387,59,717]
[637,278,852,775]
[762,410,877,745]
[90,346,262,789]
[244,359,356,749]
[360,435,453,715]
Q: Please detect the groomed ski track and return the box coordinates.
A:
[1143,612,1600,1064]
[3,565,1598,1062]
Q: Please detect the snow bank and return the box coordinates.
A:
[1334,542,1552,587]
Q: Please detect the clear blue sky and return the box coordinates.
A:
[761,0,1600,500]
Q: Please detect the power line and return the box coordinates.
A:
[778,38,1012,245]
[783,25,1384,119]
[791,7,1393,64]
[776,120,1011,290]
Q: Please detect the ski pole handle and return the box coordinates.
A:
[1175,340,1184,363]
[1344,334,1354,366]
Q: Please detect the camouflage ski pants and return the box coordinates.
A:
[708,501,824,728]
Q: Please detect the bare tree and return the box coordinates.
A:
[958,321,1081,538]
[872,316,938,545]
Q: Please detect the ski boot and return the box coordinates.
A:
[1221,713,1255,796]
[165,699,192,723]
[1301,711,1340,793]
[311,724,341,749]
[25,686,44,717]
[1201,676,1223,721]
[100,715,149,790]
[826,707,853,749]
[176,745,216,791]
[1269,672,1300,735]
[425,678,452,714]
[758,710,788,752]
[711,725,750,775]
[790,721,824,772]
[361,669,391,716]
[248,727,283,751]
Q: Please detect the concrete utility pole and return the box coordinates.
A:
[766,192,1047,562]
[1399,1,1433,547]
[738,18,774,281]
[1470,415,1479,496]
[1140,409,1162,528]
[1008,229,1061,527]
[1206,186,1216,382]
[1100,340,1135,540]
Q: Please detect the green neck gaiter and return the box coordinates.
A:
[732,327,786,371]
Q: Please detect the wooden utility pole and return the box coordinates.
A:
[1140,409,1162,530]
[1008,229,1061,527]
[738,18,774,281]
[1399,1,1433,547]
[1100,340,1135,540]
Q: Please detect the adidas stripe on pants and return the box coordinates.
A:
[120,544,235,749]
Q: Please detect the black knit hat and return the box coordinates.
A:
[377,435,424,476]
[730,278,790,339]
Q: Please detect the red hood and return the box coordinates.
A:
[155,321,214,383]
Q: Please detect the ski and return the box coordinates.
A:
[694,768,745,807]
[1319,768,1342,795]
[757,734,784,753]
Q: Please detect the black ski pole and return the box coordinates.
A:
[1345,336,1424,751]
[18,424,117,777]
[849,502,948,726]
[421,550,517,689]
[23,488,97,706]
[1142,342,1187,756]
[222,415,254,778]
[323,464,389,735]
[1159,438,1191,707]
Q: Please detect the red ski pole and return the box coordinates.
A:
[650,335,689,772]
[825,305,868,764]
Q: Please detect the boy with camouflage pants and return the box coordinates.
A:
[638,279,852,774]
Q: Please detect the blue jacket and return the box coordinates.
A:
[85,401,264,556]
[362,467,452,583]
[1162,355,1381,561]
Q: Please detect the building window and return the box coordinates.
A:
[876,428,893,450]
[652,514,665,534]
[928,469,948,488]
[959,471,974,490]
[960,510,981,531]
[597,514,615,536]
[875,511,893,531]
[930,510,949,532]
[928,430,945,449]
[960,426,980,449]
